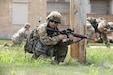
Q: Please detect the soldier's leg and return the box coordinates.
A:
[102,33,110,47]
[32,51,41,60]
[54,45,68,63]
[18,39,23,46]
[10,42,17,47]
[3,43,10,47]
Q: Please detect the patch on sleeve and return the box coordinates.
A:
[38,28,46,34]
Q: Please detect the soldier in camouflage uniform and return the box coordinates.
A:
[11,23,31,46]
[87,17,112,47]
[86,20,95,44]
[24,11,74,64]
[96,17,112,47]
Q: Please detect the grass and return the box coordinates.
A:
[0,39,113,75]
[88,43,113,46]
[0,39,12,45]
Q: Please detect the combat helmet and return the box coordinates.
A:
[87,17,96,23]
[24,23,31,28]
[96,17,105,23]
[46,11,62,23]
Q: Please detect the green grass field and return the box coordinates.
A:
[0,39,113,75]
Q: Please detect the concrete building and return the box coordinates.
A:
[0,0,70,39]
[0,0,46,39]
[87,0,113,14]
[0,0,12,39]
[47,0,70,30]
[87,0,113,22]
[0,0,113,39]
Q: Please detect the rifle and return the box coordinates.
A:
[46,27,94,43]
[109,26,113,30]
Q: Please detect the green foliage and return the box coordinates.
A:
[0,39,12,45]
[0,39,113,75]
[88,43,113,46]
[87,48,113,64]
[0,48,50,66]
[86,47,113,75]
[89,64,99,75]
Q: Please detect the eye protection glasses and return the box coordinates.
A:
[50,20,60,24]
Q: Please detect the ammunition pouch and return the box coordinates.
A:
[34,40,55,57]
[24,38,36,54]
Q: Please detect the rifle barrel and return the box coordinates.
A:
[73,34,94,40]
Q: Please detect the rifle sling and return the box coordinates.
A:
[73,38,84,43]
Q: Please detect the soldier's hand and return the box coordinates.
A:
[58,34,67,40]
[68,34,74,40]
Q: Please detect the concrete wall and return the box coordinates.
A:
[12,1,29,34]
[1,0,113,39]
[28,0,46,29]
[0,0,12,39]
[87,14,113,22]
[0,0,47,39]
[110,0,113,14]
[85,0,91,14]
[47,1,70,30]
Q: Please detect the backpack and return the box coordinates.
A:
[24,25,56,58]
[24,28,38,54]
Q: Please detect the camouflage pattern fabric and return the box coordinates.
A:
[54,40,73,62]
[46,11,62,23]
[12,27,30,45]
[24,27,39,54]
[87,17,111,47]
[97,20,110,46]
[24,23,73,63]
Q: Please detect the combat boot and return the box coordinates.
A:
[50,60,59,65]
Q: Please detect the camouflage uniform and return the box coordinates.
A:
[87,17,98,32]
[97,18,110,46]
[86,20,95,44]
[12,23,30,46]
[25,11,73,64]
[35,23,73,62]
[87,17,111,46]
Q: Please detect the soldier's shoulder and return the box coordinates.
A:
[37,23,47,29]
[18,27,25,32]
[37,23,47,33]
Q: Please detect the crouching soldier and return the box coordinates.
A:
[97,17,111,47]
[11,23,31,46]
[24,11,74,64]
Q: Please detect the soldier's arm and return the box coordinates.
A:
[37,27,61,45]
[106,29,113,33]
[62,34,74,45]
[18,28,26,38]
